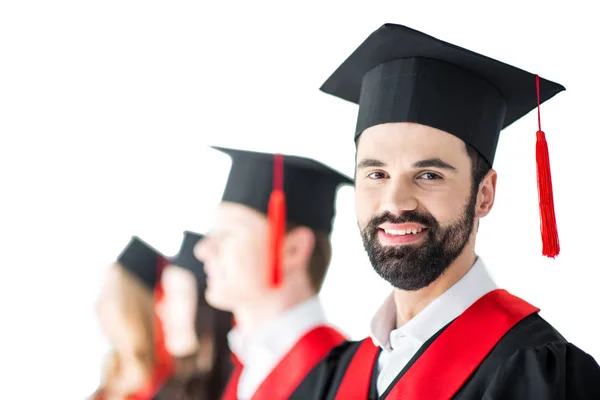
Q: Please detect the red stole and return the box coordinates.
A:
[148,260,175,396]
[334,289,539,400]
[222,325,346,400]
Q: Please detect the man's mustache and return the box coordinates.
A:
[367,211,437,230]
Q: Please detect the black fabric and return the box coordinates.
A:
[319,23,565,166]
[116,236,166,289]
[214,146,353,233]
[309,341,364,400]
[315,314,600,399]
[289,359,342,400]
[171,231,206,284]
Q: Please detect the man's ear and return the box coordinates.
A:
[283,226,315,272]
[476,169,497,219]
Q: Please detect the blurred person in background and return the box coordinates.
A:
[92,237,173,400]
[195,147,353,400]
[156,230,233,400]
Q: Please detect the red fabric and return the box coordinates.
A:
[149,257,175,396]
[95,258,174,400]
[268,190,286,288]
[222,354,244,400]
[333,337,380,400]
[535,75,560,258]
[222,325,346,400]
[335,289,538,400]
[268,153,286,288]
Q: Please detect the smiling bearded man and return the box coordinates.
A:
[310,23,600,400]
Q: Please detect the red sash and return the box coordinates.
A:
[333,336,380,400]
[222,325,346,400]
[222,353,244,400]
[334,289,539,400]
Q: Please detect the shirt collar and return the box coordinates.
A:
[227,295,328,364]
[370,257,497,352]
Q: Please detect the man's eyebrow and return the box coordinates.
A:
[357,158,386,169]
[413,158,457,171]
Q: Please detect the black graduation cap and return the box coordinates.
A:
[320,23,564,258]
[320,23,565,166]
[171,230,206,284]
[213,146,353,234]
[117,236,167,289]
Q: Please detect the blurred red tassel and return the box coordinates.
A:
[268,154,286,288]
[152,258,175,387]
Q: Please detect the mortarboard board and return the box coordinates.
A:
[320,23,564,166]
[171,230,206,284]
[117,236,168,289]
[213,146,353,234]
[320,23,564,257]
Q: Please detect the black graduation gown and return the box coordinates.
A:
[312,314,600,399]
[286,364,326,400]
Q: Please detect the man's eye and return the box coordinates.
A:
[367,171,387,180]
[419,172,442,180]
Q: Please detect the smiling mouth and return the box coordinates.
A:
[380,227,427,236]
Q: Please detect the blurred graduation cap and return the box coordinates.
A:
[320,23,564,258]
[171,230,206,284]
[213,146,353,287]
[213,146,353,233]
[117,236,168,289]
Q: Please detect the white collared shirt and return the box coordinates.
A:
[227,296,330,400]
[370,258,497,396]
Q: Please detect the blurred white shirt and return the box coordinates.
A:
[228,295,329,400]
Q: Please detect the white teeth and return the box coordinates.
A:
[384,228,423,236]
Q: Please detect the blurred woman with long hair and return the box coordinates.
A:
[93,237,173,400]
[156,231,233,400]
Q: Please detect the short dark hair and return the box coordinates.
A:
[465,142,491,193]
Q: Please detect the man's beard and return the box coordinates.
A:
[360,192,477,290]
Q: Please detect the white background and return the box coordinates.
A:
[1,1,598,398]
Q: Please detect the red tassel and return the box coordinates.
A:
[268,154,286,288]
[535,75,560,258]
[151,257,175,390]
